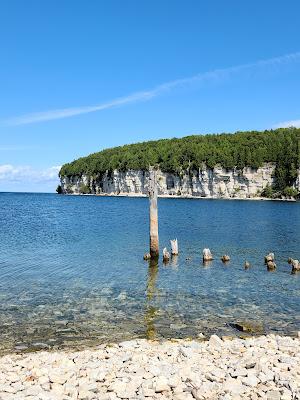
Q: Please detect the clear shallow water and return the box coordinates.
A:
[0,193,299,354]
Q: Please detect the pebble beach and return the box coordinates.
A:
[0,334,299,400]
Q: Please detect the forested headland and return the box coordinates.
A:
[59,128,300,197]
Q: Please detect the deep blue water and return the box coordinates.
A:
[0,193,299,353]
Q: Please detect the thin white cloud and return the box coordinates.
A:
[0,164,61,184]
[272,119,300,129]
[5,51,300,126]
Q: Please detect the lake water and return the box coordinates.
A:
[0,193,299,354]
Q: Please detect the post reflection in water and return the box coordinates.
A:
[163,255,179,268]
[145,258,159,340]
[203,260,212,268]
[170,255,179,269]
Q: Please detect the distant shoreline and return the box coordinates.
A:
[62,192,298,202]
[1,191,296,202]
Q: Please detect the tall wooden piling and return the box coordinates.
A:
[149,167,159,259]
[145,258,159,339]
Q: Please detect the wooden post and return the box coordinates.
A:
[145,258,159,339]
[170,239,179,255]
[149,167,159,259]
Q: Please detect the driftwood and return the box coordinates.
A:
[149,168,159,259]
[170,239,179,255]
[203,248,213,262]
[163,247,170,262]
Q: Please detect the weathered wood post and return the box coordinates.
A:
[149,167,159,259]
[170,239,179,255]
[145,258,159,339]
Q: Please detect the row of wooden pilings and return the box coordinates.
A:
[143,168,300,274]
[145,245,300,273]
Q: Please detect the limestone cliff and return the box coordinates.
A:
[60,163,300,199]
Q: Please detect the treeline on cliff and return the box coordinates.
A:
[59,128,300,196]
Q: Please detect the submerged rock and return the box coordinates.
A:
[170,323,187,330]
[231,321,263,333]
[14,344,28,352]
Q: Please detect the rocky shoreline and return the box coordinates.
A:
[62,192,298,202]
[1,335,299,400]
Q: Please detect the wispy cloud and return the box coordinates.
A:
[272,119,300,129]
[0,164,61,184]
[5,51,300,126]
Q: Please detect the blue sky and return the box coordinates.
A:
[1,0,300,192]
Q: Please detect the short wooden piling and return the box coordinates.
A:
[203,248,213,262]
[170,239,179,255]
[149,167,159,259]
[163,247,170,262]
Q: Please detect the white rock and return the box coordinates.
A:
[223,378,245,395]
[108,380,127,397]
[142,387,155,397]
[154,376,170,392]
[168,375,181,388]
[209,335,223,348]
[231,367,248,377]
[267,390,281,400]
[0,334,298,400]
[49,372,67,385]
[242,375,259,387]
[78,389,95,400]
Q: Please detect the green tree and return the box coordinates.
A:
[56,185,63,194]
[261,184,274,198]
[79,184,91,194]
[58,128,300,197]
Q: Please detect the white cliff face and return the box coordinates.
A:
[295,169,300,192]
[60,163,284,199]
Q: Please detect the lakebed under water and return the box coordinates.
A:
[0,193,299,354]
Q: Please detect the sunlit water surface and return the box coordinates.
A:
[0,193,299,354]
